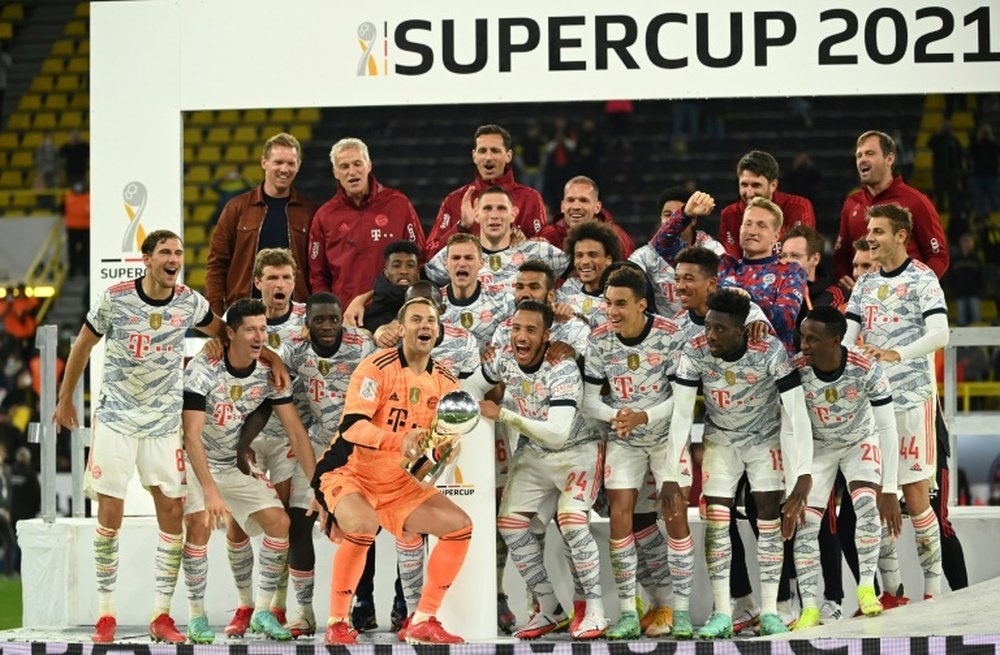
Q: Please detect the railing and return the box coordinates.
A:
[23,218,68,322]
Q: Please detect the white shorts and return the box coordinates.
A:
[289,442,327,511]
[501,442,603,516]
[896,399,936,487]
[184,466,283,537]
[252,435,296,484]
[84,419,186,501]
[702,439,784,499]
[808,438,882,508]
[634,468,660,514]
[604,440,692,494]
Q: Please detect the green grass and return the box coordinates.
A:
[0,577,22,629]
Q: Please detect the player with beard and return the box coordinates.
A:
[556,222,622,327]
[181,299,316,643]
[582,268,693,639]
[630,186,725,317]
[314,298,472,645]
[660,290,813,638]
[267,293,374,637]
[470,301,609,640]
[789,306,902,629]
[843,204,949,607]
[538,176,634,257]
[440,233,514,350]
[425,186,569,293]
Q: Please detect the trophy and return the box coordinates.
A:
[403,390,480,486]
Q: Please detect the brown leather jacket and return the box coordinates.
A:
[205,184,317,315]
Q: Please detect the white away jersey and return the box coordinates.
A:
[426,240,570,293]
[433,324,481,379]
[184,352,291,472]
[584,315,685,448]
[86,278,212,439]
[555,277,607,327]
[491,314,591,356]
[792,347,894,449]
[674,334,800,448]
[630,245,681,317]
[284,327,375,446]
[845,259,948,407]
[256,302,308,441]
[482,346,597,455]
[441,283,514,351]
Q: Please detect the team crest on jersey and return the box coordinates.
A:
[229,385,243,402]
[268,333,281,349]
[489,255,503,271]
[149,313,163,330]
[725,370,736,385]
[318,360,331,376]
[409,387,421,405]
[521,379,532,396]
[627,354,641,371]
[460,312,474,329]
[877,284,890,300]
[582,298,594,313]
[825,388,839,403]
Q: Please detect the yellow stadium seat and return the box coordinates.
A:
[296,108,321,123]
[30,76,55,93]
[33,113,58,130]
[289,124,312,142]
[243,109,267,124]
[192,204,215,223]
[261,125,284,140]
[205,127,231,144]
[74,2,89,18]
[43,94,68,111]
[184,145,194,161]
[270,108,295,123]
[78,40,89,55]
[183,185,200,203]
[232,126,257,144]
[0,191,9,205]
[7,113,30,130]
[55,75,80,92]
[0,23,13,40]
[186,165,211,184]
[183,127,202,144]
[0,153,7,168]
[196,145,221,164]
[51,39,74,56]
[20,132,43,149]
[216,109,240,124]
[190,110,214,126]
[11,191,36,208]
[10,151,33,169]
[41,59,65,75]
[223,144,250,163]
[1,4,24,21]
[70,93,89,109]
[191,247,210,266]
[65,20,87,37]
[67,57,88,74]
[185,267,207,290]
[243,164,264,184]
[202,186,219,202]
[0,171,25,188]
[0,134,17,149]
[184,225,207,245]
[18,95,42,111]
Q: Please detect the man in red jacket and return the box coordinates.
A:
[833,130,949,282]
[539,175,634,259]
[425,124,547,258]
[718,150,816,259]
[308,138,426,308]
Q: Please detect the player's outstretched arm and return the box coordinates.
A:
[872,401,903,537]
[274,402,317,481]
[480,400,575,450]
[581,380,617,422]
[53,324,101,430]
[235,401,273,475]
[182,408,228,529]
[779,385,814,540]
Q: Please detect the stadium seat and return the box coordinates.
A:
[183,185,200,203]
[0,4,24,21]
[20,132,43,149]
[270,108,295,123]
[243,109,267,124]
[183,127,202,144]
[185,267,207,290]
[55,75,80,92]
[223,144,250,163]
[0,23,13,40]
[0,153,7,167]
[78,40,89,55]
[296,107,321,123]
[0,134,18,149]
[74,2,89,18]
[30,76,55,93]
[70,93,89,110]
[65,20,86,37]
[33,113,58,130]
[7,113,30,130]
[43,94,69,111]
[40,59,65,75]
[205,127,231,144]
[290,124,312,141]
[67,57,88,74]
[242,164,264,184]
[184,225,207,245]
[192,204,215,224]
[10,151,33,169]
[58,111,85,129]
[18,94,42,111]
[11,191,36,208]
[216,109,240,124]
[232,126,257,144]
[0,170,25,188]
[191,247,210,266]
[186,165,211,183]
[190,110,214,126]
[196,145,221,164]
[183,145,194,161]
[0,192,9,206]
[51,39,74,56]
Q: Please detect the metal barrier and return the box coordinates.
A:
[27,325,88,522]
[941,326,1000,505]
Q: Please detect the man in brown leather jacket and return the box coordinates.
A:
[206,132,317,315]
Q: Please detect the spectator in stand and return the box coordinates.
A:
[425,124,547,258]
[60,130,90,186]
[4,286,39,354]
[541,117,577,214]
[34,133,60,191]
[208,168,254,230]
[206,132,316,316]
[308,138,424,309]
[718,150,816,259]
[947,233,984,326]
[538,176,633,258]
[835,130,950,282]
[514,121,545,191]
[64,181,90,277]
[927,118,966,214]
[970,124,1000,219]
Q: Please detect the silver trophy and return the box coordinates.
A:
[403,390,480,486]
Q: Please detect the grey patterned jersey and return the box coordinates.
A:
[792,347,894,449]
[284,327,375,446]
[256,302,308,440]
[184,352,291,472]
[426,240,570,293]
[433,324,481,379]
[674,333,800,448]
[629,236,726,316]
[441,282,515,351]
[555,277,607,328]
[86,277,212,439]
[845,259,948,408]
[491,313,591,356]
